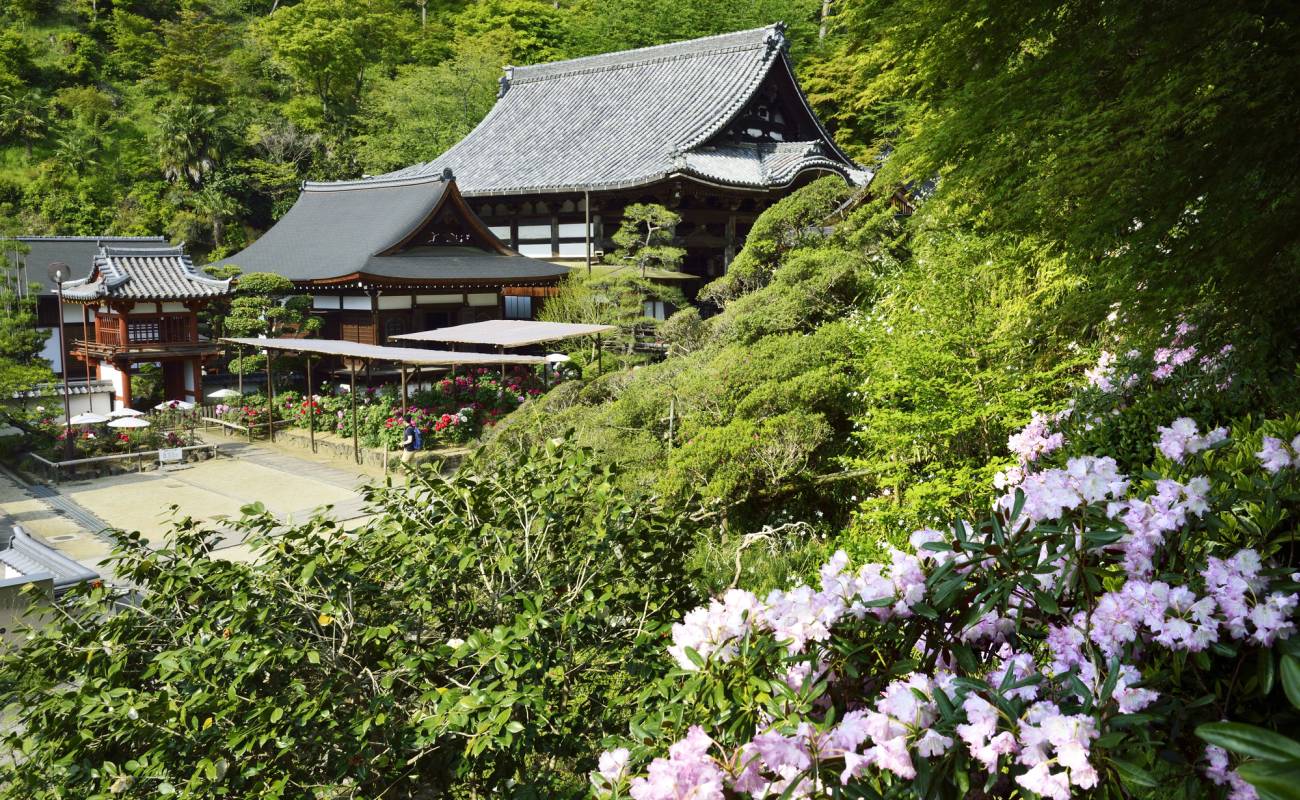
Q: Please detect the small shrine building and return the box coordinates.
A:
[61,244,232,408]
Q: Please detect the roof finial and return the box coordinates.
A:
[498,66,514,98]
[766,22,788,53]
[441,167,455,182]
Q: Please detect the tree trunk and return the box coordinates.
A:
[819,0,832,39]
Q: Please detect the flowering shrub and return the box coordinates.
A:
[599,413,1300,799]
[260,368,545,450]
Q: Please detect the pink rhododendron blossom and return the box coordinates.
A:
[630,727,726,800]
[1204,744,1259,800]
[1007,412,1065,463]
[1257,436,1294,473]
[598,748,631,785]
[1156,417,1228,462]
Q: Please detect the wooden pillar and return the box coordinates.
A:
[399,365,408,418]
[80,304,93,411]
[550,213,560,258]
[595,333,602,376]
[119,360,133,409]
[306,356,316,454]
[191,358,202,404]
[723,213,737,270]
[266,349,275,443]
[369,290,379,346]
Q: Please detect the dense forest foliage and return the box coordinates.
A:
[0,0,827,256]
[3,0,1300,797]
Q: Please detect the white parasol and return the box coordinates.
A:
[107,417,151,429]
[66,412,109,425]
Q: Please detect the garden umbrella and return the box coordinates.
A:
[107,417,151,429]
[207,388,242,400]
[67,412,109,425]
[106,407,144,418]
[154,400,195,411]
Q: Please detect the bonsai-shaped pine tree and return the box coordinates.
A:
[608,203,685,278]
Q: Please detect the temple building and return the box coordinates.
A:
[3,236,168,374]
[62,243,232,408]
[210,172,568,344]
[374,23,866,279]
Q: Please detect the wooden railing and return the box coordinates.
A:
[96,326,122,347]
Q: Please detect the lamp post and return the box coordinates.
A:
[47,262,72,458]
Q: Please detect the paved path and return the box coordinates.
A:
[0,441,378,572]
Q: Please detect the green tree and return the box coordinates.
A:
[355,33,512,173]
[0,237,54,399]
[808,0,1300,343]
[154,101,224,188]
[150,9,235,104]
[0,440,700,797]
[451,0,571,64]
[608,203,686,278]
[0,89,47,158]
[255,0,409,131]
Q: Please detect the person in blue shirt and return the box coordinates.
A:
[400,416,421,464]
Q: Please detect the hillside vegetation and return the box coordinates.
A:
[0,0,827,256]
[2,0,1300,798]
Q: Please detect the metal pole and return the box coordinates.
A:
[585,189,592,277]
[81,303,93,412]
[266,349,275,443]
[596,333,602,377]
[306,356,316,454]
[498,346,505,381]
[350,363,359,465]
[237,344,244,395]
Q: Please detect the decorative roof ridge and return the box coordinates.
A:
[12,235,167,243]
[305,170,453,193]
[510,24,784,85]
[100,244,187,257]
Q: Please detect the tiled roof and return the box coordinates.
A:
[208,174,568,285]
[680,141,855,188]
[375,24,862,195]
[62,244,232,301]
[4,236,167,293]
[0,526,98,594]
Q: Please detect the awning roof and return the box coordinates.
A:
[390,320,617,348]
[221,337,546,365]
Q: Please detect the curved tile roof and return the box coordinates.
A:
[378,24,861,195]
[208,174,567,285]
[62,245,231,301]
[5,236,167,293]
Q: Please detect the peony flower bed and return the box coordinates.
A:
[253,368,545,450]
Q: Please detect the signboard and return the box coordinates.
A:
[158,448,183,464]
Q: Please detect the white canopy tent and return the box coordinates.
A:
[391,320,616,348]
[221,337,546,462]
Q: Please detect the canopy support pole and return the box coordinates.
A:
[498,346,506,381]
[400,365,408,417]
[237,344,244,395]
[596,333,602,376]
[306,356,316,454]
[266,349,275,443]
[350,362,359,465]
